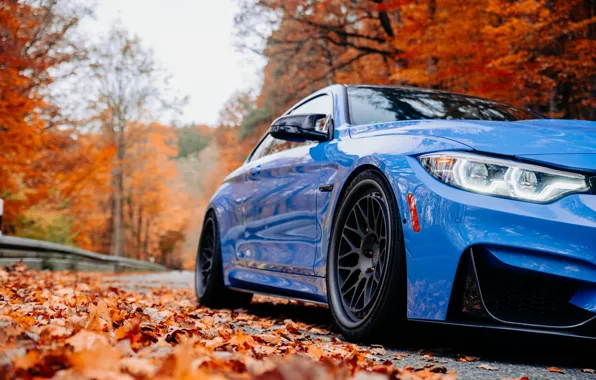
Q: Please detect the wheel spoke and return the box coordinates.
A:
[362,276,372,306]
[341,274,359,296]
[348,279,360,309]
[339,234,359,258]
[343,224,363,237]
[373,200,382,232]
[351,278,366,310]
[338,262,358,273]
[355,202,369,233]
[367,196,376,232]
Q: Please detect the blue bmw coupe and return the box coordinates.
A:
[195,85,596,341]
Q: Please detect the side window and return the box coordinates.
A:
[249,134,274,162]
[269,139,299,156]
[289,94,332,115]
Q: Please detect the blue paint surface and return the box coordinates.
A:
[205,84,596,323]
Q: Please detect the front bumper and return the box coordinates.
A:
[402,156,596,333]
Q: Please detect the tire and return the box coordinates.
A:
[327,169,407,342]
[195,212,253,308]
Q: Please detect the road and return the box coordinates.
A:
[115,271,596,380]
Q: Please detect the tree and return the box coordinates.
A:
[234,0,595,120]
[85,25,183,256]
[235,0,403,107]
[175,124,212,159]
[0,0,94,232]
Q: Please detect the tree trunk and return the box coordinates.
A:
[110,126,126,257]
[143,219,150,261]
[136,205,143,259]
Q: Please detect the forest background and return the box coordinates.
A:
[1,0,594,268]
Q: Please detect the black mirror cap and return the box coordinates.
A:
[270,113,330,142]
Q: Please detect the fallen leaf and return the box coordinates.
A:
[227,331,256,350]
[66,330,109,352]
[255,333,282,345]
[203,336,226,348]
[478,364,499,371]
[284,320,300,334]
[307,344,324,360]
[121,357,157,377]
[13,350,39,370]
[457,355,479,363]
[370,346,387,355]
[547,366,565,374]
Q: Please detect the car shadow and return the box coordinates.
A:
[244,297,333,328]
[245,297,595,369]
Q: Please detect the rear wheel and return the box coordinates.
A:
[195,212,252,308]
[327,169,407,342]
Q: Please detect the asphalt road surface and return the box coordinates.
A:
[114,271,596,380]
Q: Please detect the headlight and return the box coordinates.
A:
[418,152,590,203]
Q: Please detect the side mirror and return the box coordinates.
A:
[269,114,331,142]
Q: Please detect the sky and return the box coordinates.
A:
[83,0,265,126]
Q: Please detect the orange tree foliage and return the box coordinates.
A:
[1,3,190,265]
[0,0,111,244]
[235,0,595,121]
[0,1,55,217]
[123,122,190,266]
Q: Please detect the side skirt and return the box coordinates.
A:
[226,266,328,304]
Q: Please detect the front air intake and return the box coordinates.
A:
[450,247,596,329]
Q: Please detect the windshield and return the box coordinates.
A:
[348,86,541,125]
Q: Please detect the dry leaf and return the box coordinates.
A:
[307,344,325,360]
[547,366,565,374]
[1,264,471,380]
[66,330,109,352]
[478,364,499,371]
[457,355,479,363]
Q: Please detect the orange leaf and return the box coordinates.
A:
[307,345,324,360]
[547,367,565,374]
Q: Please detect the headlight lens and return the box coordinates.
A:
[418,152,590,203]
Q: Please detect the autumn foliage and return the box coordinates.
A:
[236,0,595,122]
[0,264,460,379]
[0,1,200,266]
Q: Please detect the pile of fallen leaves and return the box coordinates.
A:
[0,264,455,379]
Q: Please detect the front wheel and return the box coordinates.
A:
[327,170,407,342]
[195,212,253,308]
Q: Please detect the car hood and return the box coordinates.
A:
[350,119,596,156]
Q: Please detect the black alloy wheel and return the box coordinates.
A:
[337,190,389,321]
[327,169,407,342]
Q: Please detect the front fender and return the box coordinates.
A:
[313,133,472,277]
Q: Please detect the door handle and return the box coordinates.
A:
[249,165,261,179]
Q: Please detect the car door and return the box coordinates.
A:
[236,94,334,275]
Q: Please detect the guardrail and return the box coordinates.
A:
[0,235,167,272]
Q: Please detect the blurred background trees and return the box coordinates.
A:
[1,0,594,268]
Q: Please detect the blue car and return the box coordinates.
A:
[195,85,596,341]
